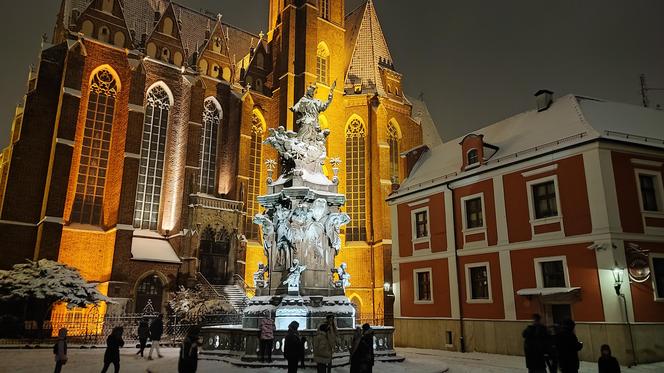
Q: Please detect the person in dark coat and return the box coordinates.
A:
[148,314,164,360]
[356,323,375,373]
[522,314,549,373]
[349,326,362,373]
[598,344,621,373]
[101,327,124,373]
[53,328,68,373]
[284,321,304,373]
[136,318,149,358]
[556,319,583,373]
[178,327,201,373]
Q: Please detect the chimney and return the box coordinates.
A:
[535,89,554,112]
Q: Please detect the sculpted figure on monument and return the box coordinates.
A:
[325,212,351,255]
[253,262,269,288]
[290,81,336,141]
[332,262,351,290]
[275,204,293,267]
[253,213,274,258]
[283,259,307,295]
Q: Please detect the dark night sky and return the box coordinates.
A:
[0,0,662,147]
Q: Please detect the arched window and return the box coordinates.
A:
[146,42,157,58]
[200,98,221,194]
[387,120,401,183]
[213,37,222,53]
[161,47,171,63]
[135,274,164,314]
[98,26,110,43]
[254,79,264,93]
[198,59,208,75]
[81,20,94,36]
[345,118,367,242]
[316,42,330,85]
[211,63,220,78]
[256,53,265,69]
[222,67,232,82]
[467,149,479,166]
[113,31,125,48]
[134,83,172,230]
[162,17,173,36]
[101,0,113,13]
[319,0,330,20]
[246,111,265,240]
[71,67,119,225]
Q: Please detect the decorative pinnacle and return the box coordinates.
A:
[265,159,277,172]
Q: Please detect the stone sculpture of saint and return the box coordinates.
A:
[253,213,274,258]
[290,81,336,141]
[253,262,268,288]
[336,262,351,289]
[275,204,292,267]
[283,259,307,295]
[325,212,351,255]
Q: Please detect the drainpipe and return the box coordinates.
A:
[368,96,377,321]
[446,183,465,353]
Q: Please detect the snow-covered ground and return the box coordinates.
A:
[1,347,663,372]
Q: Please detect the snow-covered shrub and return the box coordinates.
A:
[169,285,232,323]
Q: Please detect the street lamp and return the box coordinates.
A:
[613,265,637,367]
[383,282,391,293]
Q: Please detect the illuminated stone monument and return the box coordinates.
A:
[201,85,398,365]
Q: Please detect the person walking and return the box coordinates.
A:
[356,323,375,373]
[313,323,335,373]
[148,314,164,360]
[101,327,124,373]
[522,314,550,373]
[178,327,201,373]
[53,328,68,373]
[136,318,149,358]
[349,326,362,373]
[284,321,304,373]
[598,344,621,373]
[556,319,583,373]
[259,310,276,363]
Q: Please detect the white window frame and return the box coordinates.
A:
[411,206,430,244]
[465,262,493,304]
[534,256,570,289]
[413,268,434,304]
[635,169,664,214]
[461,193,486,232]
[526,175,564,238]
[650,253,664,302]
[466,148,480,169]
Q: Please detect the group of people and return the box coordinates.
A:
[523,313,622,373]
[258,312,375,373]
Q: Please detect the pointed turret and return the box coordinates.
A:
[345,0,395,95]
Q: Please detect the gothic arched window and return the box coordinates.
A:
[246,111,265,240]
[200,97,221,194]
[71,67,118,225]
[317,42,330,85]
[133,83,172,230]
[319,0,330,20]
[345,118,367,242]
[387,120,401,183]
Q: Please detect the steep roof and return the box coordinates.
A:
[121,0,169,39]
[408,95,443,147]
[344,0,394,95]
[391,95,664,200]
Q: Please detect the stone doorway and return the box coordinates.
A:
[199,225,231,285]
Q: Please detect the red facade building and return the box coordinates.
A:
[389,93,664,363]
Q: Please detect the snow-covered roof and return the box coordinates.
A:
[391,94,664,200]
[131,232,181,264]
[517,287,581,296]
[408,95,443,147]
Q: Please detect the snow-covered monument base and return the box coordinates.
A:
[200,85,398,365]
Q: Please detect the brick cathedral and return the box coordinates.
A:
[0,0,440,320]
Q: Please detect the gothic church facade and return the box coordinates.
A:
[0,0,440,320]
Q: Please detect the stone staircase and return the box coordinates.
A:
[211,284,249,312]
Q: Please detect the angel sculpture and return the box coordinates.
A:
[253,213,274,258]
[253,262,269,289]
[283,259,307,295]
[325,212,351,255]
[333,262,351,290]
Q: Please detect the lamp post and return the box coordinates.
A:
[612,266,637,367]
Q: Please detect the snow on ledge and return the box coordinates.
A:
[131,235,181,264]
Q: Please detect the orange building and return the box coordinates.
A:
[389,92,664,363]
[0,0,440,321]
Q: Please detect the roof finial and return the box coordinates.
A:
[259,31,264,40]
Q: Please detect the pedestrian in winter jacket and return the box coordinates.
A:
[313,323,336,373]
[284,321,304,373]
[598,344,621,373]
[356,324,375,373]
[136,318,149,358]
[53,328,68,373]
[522,314,550,373]
[148,315,164,360]
[178,327,201,373]
[259,310,276,363]
[556,319,583,373]
[349,326,362,373]
[101,327,124,373]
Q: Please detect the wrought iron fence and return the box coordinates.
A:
[356,313,385,327]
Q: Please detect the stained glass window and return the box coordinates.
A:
[246,112,265,240]
[71,68,118,225]
[387,121,400,183]
[346,119,367,242]
[200,98,221,194]
[133,84,170,230]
